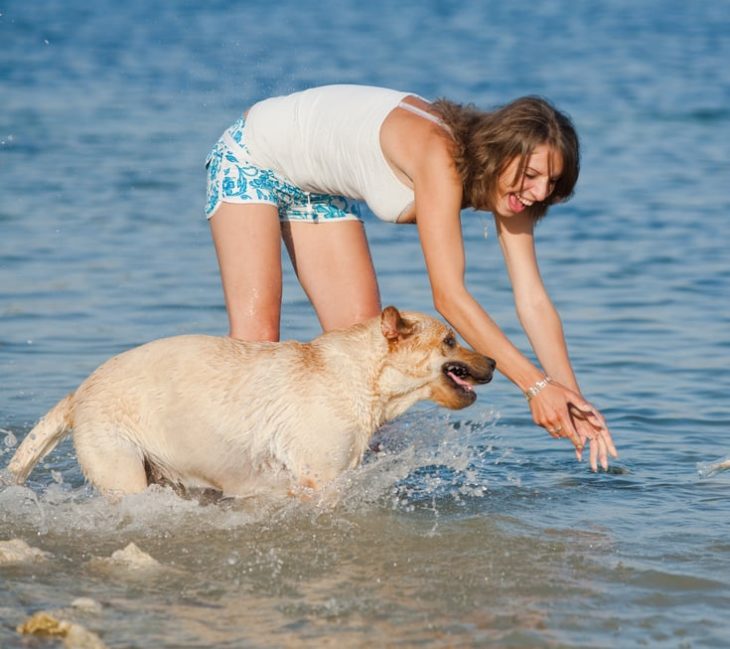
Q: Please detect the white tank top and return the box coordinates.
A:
[243,85,440,223]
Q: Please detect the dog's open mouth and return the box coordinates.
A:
[442,362,475,394]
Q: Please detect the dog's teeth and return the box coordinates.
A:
[446,364,468,378]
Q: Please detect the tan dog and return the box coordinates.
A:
[7,307,494,498]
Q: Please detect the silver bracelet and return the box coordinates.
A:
[524,376,554,402]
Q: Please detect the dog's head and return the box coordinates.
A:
[379,306,495,410]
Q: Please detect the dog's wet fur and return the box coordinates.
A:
[8,307,495,498]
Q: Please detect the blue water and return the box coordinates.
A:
[2,0,730,647]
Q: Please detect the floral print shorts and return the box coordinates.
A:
[204,116,362,222]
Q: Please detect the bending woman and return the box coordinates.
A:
[205,84,617,470]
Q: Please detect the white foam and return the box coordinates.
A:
[697,456,730,479]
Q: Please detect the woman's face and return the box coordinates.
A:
[495,144,563,217]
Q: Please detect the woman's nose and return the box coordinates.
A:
[528,177,551,201]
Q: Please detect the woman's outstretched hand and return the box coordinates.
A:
[528,382,618,471]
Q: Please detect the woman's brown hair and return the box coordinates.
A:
[432,96,580,220]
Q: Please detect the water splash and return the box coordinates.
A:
[697,456,730,479]
[2,427,18,449]
[0,407,504,539]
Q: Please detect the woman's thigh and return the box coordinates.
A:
[282,220,381,332]
[209,202,283,341]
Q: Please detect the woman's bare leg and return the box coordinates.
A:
[282,220,381,332]
[209,202,283,341]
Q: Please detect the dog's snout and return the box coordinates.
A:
[474,355,496,383]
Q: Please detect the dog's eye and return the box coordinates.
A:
[443,336,456,348]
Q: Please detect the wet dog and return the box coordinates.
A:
[7,307,494,498]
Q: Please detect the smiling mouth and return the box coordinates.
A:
[508,193,533,212]
[442,362,475,394]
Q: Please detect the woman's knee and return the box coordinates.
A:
[228,297,281,341]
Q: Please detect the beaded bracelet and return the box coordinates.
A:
[524,376,554,402]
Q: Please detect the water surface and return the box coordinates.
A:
[1,1,730,647]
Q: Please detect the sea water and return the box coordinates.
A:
[1,0,729,646]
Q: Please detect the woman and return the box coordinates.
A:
[205,84,617,471]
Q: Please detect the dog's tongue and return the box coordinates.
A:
[448,371,473,391]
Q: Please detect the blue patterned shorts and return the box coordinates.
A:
[204,116,362,222]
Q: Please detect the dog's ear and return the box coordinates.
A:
[380,306,415,341]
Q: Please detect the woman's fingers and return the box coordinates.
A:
[569,410,614,471]
[533,387,618,469]
[583,425,615,471]
[589,436,600,472]
[571,403,618,462]
[600,436,609,470]
[570,402,607,431]
[599,431,617,460]
[565,420,583,452]
[604,429,619,459]
[591,421,618,459]
[547,417,583,453]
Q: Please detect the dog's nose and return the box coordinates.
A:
[474,355,496,383]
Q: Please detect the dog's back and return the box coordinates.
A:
[69,333,369,494]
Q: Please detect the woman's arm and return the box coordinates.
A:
[494,210,617,468]
[494,212,579,390]
[409,141,616,469]
[411,148,545,392]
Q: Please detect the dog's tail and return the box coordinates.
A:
[7,393,75,484]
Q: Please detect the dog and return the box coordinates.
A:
[7,306,495,498]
